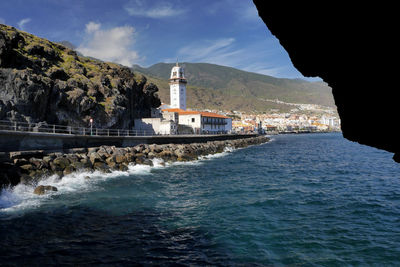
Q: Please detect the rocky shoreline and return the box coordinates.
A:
[0,136,269,193]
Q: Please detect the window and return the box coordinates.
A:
[173,71,177,76]
[192,118,195,123]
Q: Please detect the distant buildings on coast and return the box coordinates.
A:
[232,113,341,134]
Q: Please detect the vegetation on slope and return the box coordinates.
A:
[0,24,160,128]
[133,63,335,112]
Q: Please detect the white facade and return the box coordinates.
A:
[177,113,232,134]
[169,63,187,110]
[179,114,202,133]
[134,118,177,135]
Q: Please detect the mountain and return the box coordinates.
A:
[133,63,335,113]
[0,24,160,128]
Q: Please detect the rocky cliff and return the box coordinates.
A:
[0,24,160,129]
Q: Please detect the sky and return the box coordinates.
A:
[0,0,318,80]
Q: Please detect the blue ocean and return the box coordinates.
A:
[1,133,399,265]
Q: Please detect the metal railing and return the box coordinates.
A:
[0,120,232,137]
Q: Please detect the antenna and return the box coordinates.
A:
[176,58,179,66]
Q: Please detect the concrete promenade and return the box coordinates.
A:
[0,130,258,153]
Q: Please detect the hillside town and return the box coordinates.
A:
[228,110,340,134]
[135,63,341,135]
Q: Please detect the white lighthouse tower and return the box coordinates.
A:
[169,62,187,110]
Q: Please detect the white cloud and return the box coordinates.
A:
[77,22,140,67]
[85,21,101,33]
[125,0,186,18]
[17,18,31,30]
[0,17,5,24]
[176,38,237,64]
[170,37,299,78]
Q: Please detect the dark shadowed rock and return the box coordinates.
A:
[252,1,399,162]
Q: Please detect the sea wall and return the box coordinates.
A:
[0,131,258,152]
[0,135,269,190]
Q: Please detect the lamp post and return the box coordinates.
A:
[90,118,93,136]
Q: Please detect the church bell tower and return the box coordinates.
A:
[169,62,187,110]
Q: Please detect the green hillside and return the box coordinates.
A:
[133,62,335,113]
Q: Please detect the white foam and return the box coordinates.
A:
[0,145,246,213]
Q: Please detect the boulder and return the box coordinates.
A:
[89,152,103,164]
[119,163,129,171]
[135,153,146,164]
[64,154,79,163]
[115,154,126,164]
[157,150,174,160]
[174,149,186,159]
[13,158,29,166]
[19,163,35,172]
[97,149,110,160]
[149,144,162,153]
[142,158,154,166]
[87,147,99,154]
[70,161,85,170]
[33,185,58,195]
[124,153,135,163]
[102,146,115,155]
[147,152,156,159]
[107,161,118,169]
[93,162,110,172]
[50,161,63,172]
[63,165,75,175]
[29,157,44,169]
[80,157,93,168]
[52,157,70,170]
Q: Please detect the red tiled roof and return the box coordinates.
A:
[162,108,229,119]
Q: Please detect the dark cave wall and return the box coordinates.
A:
[252,1,399,161]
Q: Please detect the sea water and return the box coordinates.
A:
[1,133,399,265]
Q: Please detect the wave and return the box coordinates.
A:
[0,146,241,213]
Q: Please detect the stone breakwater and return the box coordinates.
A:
[0,136,269,191]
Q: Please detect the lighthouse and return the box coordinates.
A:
[169,62,187,110]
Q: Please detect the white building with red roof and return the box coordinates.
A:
[162,108,232,134]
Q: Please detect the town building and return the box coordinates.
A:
[163,108,232,134]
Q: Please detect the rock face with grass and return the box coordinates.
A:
[0,24,161,128]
